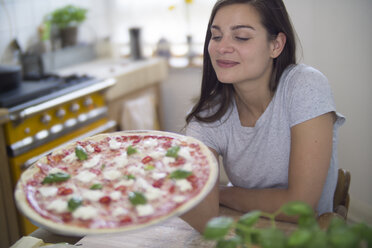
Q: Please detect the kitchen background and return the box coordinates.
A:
[0,0,371,227]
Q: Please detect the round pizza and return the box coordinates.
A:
[15,130,218,236]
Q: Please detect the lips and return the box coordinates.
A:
[216,59,239,68]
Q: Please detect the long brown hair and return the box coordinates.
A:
[186,0,297,124]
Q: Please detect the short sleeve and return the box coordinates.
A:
[185,120,221,154]
[286,66,340,127]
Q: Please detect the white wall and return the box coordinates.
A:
[284,0,372,224]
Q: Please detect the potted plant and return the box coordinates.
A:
[45,5,87,48]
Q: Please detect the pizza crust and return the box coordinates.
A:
[14,130,218,236]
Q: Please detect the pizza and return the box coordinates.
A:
[14,130,218,236]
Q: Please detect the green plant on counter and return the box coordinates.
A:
[203,201,372,248]
[48,5,87,29]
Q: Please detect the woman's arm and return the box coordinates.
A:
[181,148,220,232]
[219,112,335,222]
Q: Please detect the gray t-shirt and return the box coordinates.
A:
[185,64,345,215]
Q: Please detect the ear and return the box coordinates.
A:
[270,32,286,58]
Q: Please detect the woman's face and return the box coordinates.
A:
[208,4,277,86]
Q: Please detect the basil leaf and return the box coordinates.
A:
[238,210,262,227]
[124,174,136,180]
[144,165,155,171]
[166,146,180,158]
[203,216,234,240]
[68,197,82,212]
[75,146,88,161]
[127,145,137,155]
[280,201,314,217]
[169,169,192,179]
[90,183,103,190]
[128,191,147,206]
[42,172,70,184]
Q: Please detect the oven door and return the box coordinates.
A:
[8,118,116,235]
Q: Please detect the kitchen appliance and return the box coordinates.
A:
[0,65,22,92]
[0,74,117,235]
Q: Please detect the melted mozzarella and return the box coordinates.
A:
[75,171,97,183]
[62,152,76,163]
[82,190,104,201]
[113,154,128,168]
[103,170,122,180]
[114,179,134,188]
[112,207,128,217]
[178,147,192,160]
[151,172,167,180]
[173,195,186,203]
[85,145,95,153]
[109,139,121,150]
[72,206,98,220]
[175,179,192,192]
[83,154,102,168]
[48,167,65,174]
[163,157,175,165]
[127,166,145,175]
[182,163,193,172]
[143,138,158,148]
[46,199,68,213]
[136,204,154,217]
[38,187,58,197]
[110,191,121,201]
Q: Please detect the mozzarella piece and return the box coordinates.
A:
[72,206,98,220]
[110,191,122,201]
[145,187,165,201]
[136,204,154,217]
[75,170,97,183]
[103,170,122,180]
[173,195,186,203]
[85,145,95,153]
[48,167,65,174]
[114,179,134,188]
[82,190,104,201]
[109,139,121,150]
[113,154,128,168]
[38,187,58,197]
[151,172,167,180]
[182,163,193,172]
[175,179,192,192]
[46,199,68,213]
[178,147,192,160]
[83,154,102,168]
[62,152,76,163]
[112,207,128,217]
[127,166,145,175]
[143,138,158,148]
[163,157,176,165]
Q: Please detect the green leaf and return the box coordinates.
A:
[238,210,262,227]
[127,145,137,155]
[75,146,88,161]
[42,172,70,184]
[280,201,314,217]
[169,169,192,179]
[166,146,180,158]
[128,192,147,206]
[124,174,136,180]
[144,165,155,171]
[328,226,359,248]
[216,237,241,248]
[306,229,328,248]
[259,228,287,248]
[287,229,312,247]
[68,197,82,212]
[90,183,103,190]
[203,216,234,240]
[350,222,372,247]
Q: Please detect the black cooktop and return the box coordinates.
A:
[0,74,97,109]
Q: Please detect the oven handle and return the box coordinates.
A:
[10,78,116,121]
[20,120,117,170]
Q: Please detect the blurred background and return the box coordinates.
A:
[0,0,371,236]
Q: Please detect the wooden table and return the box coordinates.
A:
[30,206,297,248]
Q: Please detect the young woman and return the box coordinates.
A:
[182,0,345,232]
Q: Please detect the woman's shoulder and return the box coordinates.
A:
[279,64,330,94]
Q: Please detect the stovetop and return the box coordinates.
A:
[0,74,98,109]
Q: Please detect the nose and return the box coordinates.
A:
[216,37,234,54]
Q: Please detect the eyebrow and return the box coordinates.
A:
[211,24,255,31]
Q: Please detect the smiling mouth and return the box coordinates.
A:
[216,59,239,68]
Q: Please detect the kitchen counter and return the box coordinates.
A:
[57,57,168,130]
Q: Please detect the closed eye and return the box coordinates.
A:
[235,37,250,41]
